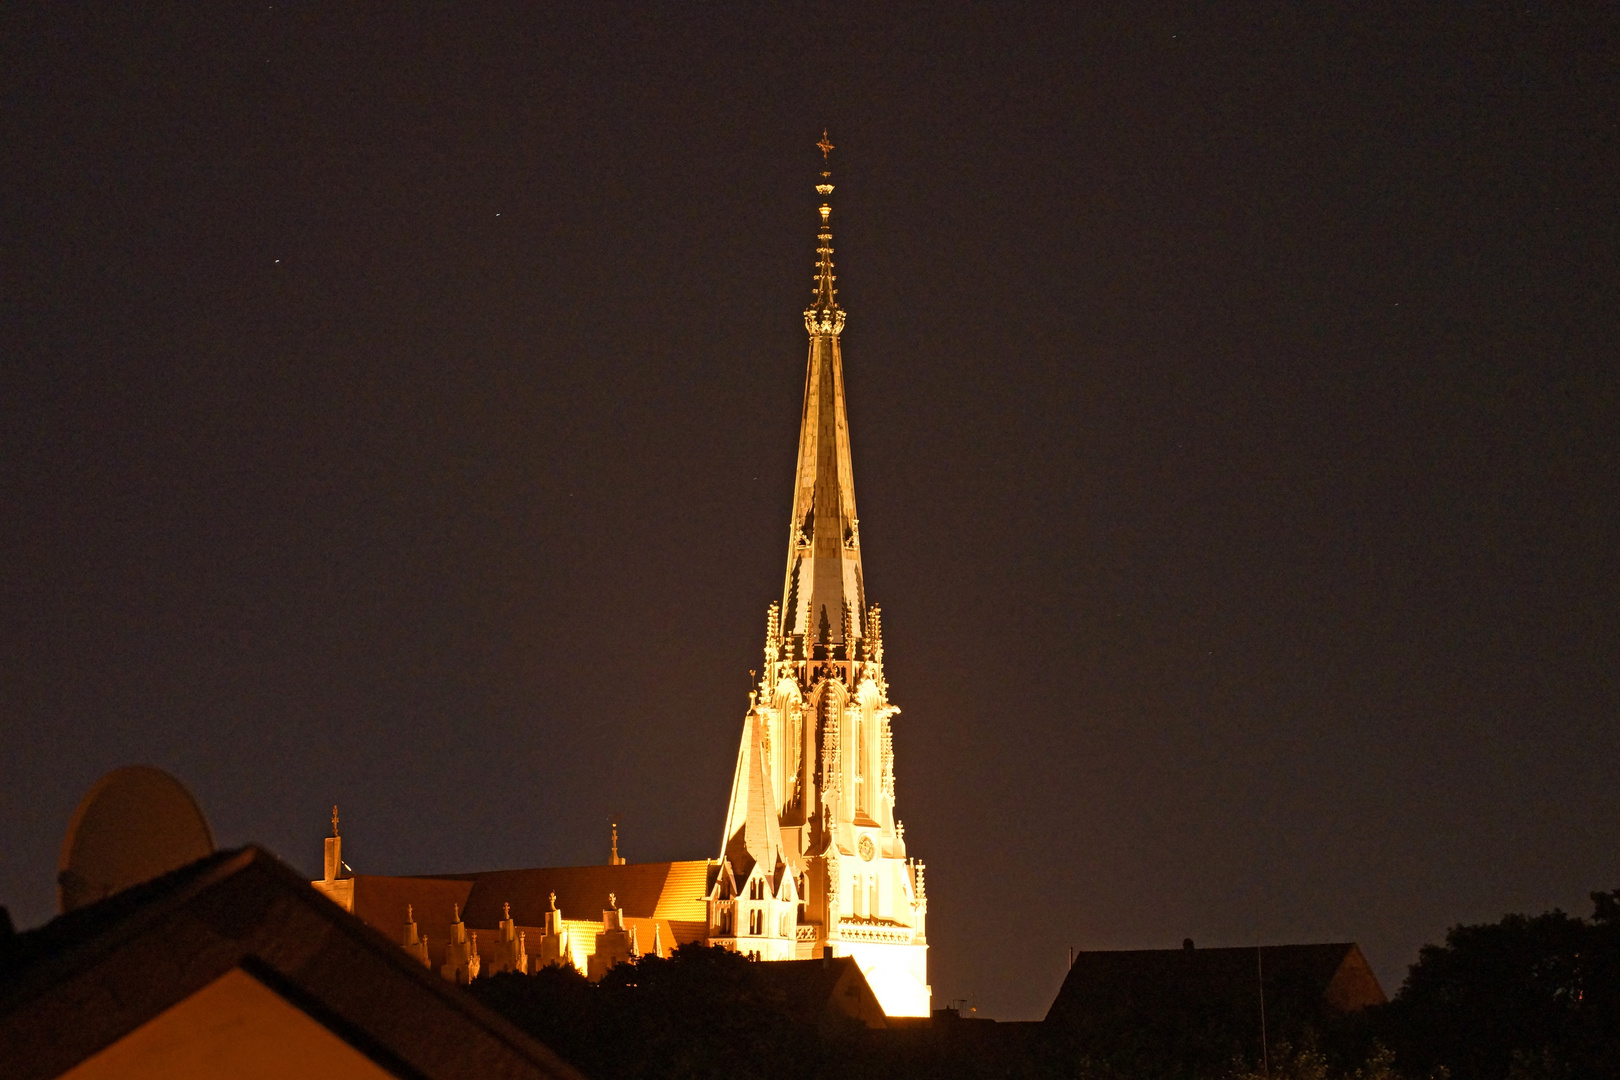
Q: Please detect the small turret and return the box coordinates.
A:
[488,900,528,976]
[440,903,482,984]
[401,903,430,967]
[532,890,571,972]
[311,805,355,912]
[323,805,344,883]
[589,893,637,980]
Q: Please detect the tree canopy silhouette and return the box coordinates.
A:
[1371,889,1620,1079]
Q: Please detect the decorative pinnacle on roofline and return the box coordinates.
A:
[805,130,847,338]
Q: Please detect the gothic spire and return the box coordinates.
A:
[783,132,865,651]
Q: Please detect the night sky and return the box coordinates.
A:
[2,5,1617,1019]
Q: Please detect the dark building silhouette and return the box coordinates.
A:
[1043,942,1386,1075]
[0,846,581,1080]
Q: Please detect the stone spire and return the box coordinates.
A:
[784,131,865,654]
[709,137,928,1014]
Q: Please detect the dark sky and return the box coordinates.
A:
[2,4,1617,1019]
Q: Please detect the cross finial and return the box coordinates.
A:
[549,890,557,910]
[609,892,617,909]
[407,903,413,921]
[817,129,834,162]
[331,805,339,837]
[504,901,511,921]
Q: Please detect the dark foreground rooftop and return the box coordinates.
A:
[0,845,581,1080]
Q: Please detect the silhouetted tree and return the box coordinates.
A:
[1371,889,1620,1080]
[472,943,864,1080]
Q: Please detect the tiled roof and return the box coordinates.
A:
[655,860,713,920]
[426,860,712,927]
[352,874,473,940]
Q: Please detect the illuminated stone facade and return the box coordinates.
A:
[707,150,930,1017]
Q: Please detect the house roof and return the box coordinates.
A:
[747,956,887,1029]
[0,846,584,1080]
[1045,942,1385,1042]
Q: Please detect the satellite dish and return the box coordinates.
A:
[58,766,215,913]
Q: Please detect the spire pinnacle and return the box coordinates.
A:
[610,819,626,865]
[805,130,846,337]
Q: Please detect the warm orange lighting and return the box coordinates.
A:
[60,969,395,1080]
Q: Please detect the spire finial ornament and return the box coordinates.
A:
[805,131,846,337]
[331,805,339,837]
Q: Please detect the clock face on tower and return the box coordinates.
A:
[858,835,875,861]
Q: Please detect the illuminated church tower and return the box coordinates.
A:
[707,136,930,1017]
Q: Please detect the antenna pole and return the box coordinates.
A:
[1258,945,1269,1077]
